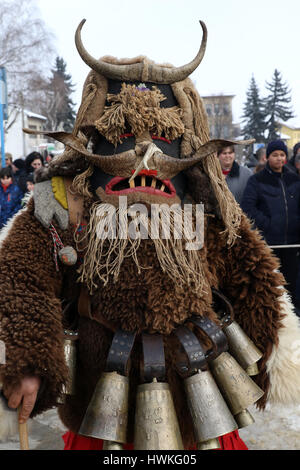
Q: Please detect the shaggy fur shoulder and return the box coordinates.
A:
[0,200,68,416]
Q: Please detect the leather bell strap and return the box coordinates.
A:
[173,326,207,377]
[211,287,235,326]
[141,333,166,383]
[189,316,228,360]
[105,329,136,377]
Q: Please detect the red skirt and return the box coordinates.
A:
[62,430,248,451]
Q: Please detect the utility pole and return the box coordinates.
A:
[20,92,26,157]
[0,67,8,168]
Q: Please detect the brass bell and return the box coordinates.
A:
[184,369,237,449]
[79,371,129,443]
[223,321,262,375]
[210,352,264,428]
[134,378,184,450]
[57,330,78,404]
[62,330,78,395]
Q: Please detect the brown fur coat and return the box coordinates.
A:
[0,189,290,448]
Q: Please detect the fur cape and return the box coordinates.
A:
[0,180,300,448]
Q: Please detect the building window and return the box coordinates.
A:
[214,104,220,115]
[223,103,230,115]
[223,125,230,138]
[206,104,212,116]
[29,125,37,130]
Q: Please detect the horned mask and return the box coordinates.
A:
[24,19,253,245]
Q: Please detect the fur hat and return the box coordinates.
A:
[266,140,288,158]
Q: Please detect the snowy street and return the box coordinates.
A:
[0,402,299,451]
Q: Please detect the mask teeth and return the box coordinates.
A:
[151,178,157,189]
[115,176,170,193]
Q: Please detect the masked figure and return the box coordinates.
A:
[0,20,300,451]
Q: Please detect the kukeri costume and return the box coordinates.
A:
[1,20,300,451]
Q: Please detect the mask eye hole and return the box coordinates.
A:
[151,135,171,145]
[119,133,172,145]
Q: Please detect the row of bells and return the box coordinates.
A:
[61,320,263,450]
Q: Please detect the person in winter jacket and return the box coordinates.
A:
[217,145,252,204]
[0,167,23,230]
[285,141,300,174]
[11,159,27,195]
[24,152,44,175]
[241,139,300,310]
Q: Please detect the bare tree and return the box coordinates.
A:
[0,0,55,131]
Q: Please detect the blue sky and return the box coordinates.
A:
[36,0,300,127]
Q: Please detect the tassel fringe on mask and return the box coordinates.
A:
[76,201,207,294]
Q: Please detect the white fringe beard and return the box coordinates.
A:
[76,201,207,294]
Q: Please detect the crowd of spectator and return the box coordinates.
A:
[0,151,51,230]
[218,139,300,316]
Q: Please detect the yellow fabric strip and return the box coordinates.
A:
[51,176,68,210]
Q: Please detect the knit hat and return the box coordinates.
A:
[13,158,25,170]
[266,140,288,158]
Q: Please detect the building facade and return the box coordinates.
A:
[4,108,48,159]
[277,121,300,153]
[202,94,235,139]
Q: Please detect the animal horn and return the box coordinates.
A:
[75,19,207,84]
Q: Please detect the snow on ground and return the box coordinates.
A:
[0,403,299,450]
[239,403,300,450]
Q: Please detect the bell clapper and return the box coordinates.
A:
[103,440,124,450]
[245,363,259,376]
[234,409,255,429]
[197,437,221,451]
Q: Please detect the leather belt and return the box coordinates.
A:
[106,329,136,376]
[141,334,166,382]
[211,287,235,327]
[173,326,207,377]
[189,316,228,360]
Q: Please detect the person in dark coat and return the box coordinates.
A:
[217,145,252,204]
[11,159,27,194]
[24,152,44,175]
[246,146,267,172]
[285,141,300,173]
[241,139,300,310]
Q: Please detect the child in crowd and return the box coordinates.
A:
[0,167,24,229]
[21,175,35,208]
[25,175,35,194]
